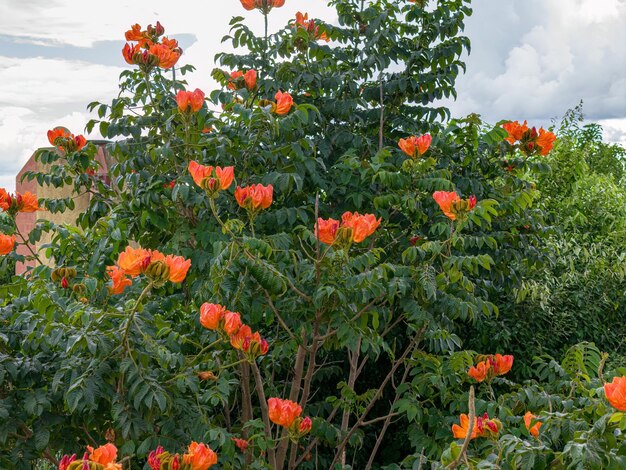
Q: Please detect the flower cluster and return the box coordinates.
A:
[235,183,273,214]
[188,161,235,196]
[122,22,182,71]
[176,88,205,113]
[432,191,477,221]
[59,443,121,470]
[502,120,556,157]
[0,188,39,216]
[107,246,191,292]
[240,0,285,14]
[268,397,312,438]
[200,303,269,359]
[452,413,501,440]
[294,12,329,42]
[228,69,257,91]
[47,127,87,153]
[398,134,432,158]
[148,442,217,470]
[467,354,514,382]
[315,211,381,247]
[604,376,626,411]
[0,233,16,256]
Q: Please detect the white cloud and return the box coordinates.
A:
[447,0,626,135]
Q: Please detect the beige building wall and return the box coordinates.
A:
[15,142,112,274]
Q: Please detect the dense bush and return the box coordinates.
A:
[1,1,625,469]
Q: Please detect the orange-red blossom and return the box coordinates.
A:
[87,443,118,465]
[524,411,542,438]
[228,70,257,91]
[232,437,249,452]
[107,266,132,295]
[0,234,16,256]
[183,442,218,470]
[468,354,514,382]
[294,12,329,42]
[503,120,556,156]
[176,88,205,113]
[114,246,191,284]
[0,188,39,215]
[452,412,501,440]
[235,183,273,212]
[230,324,269,357]
[398,134,432,158]
[274,91,295,115]
[315,211,381,246]
[188,161,235,195]
[199,303,244,335]
[47,127,87,153]
[432,191,476,221]
[268,397,303,428]
[122,22,182,70]
[468,360,490,382]
[240,0,285,13]
[604,376,626,411]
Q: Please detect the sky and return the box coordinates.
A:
[0,0,624,192]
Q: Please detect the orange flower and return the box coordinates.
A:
[604,376,626,411]
[47,127,71,146]
[524,411,542,438]
[0,233,16,255]
[398,134,432,158]
[502,120,528,144]
[294,12,329,42]
[452,413,479,440]
[183,442,218,470]
[452,413,500,440]
[230,324,257,349]
[223,310,243,335]
[232,438,249,452]
[314,218,340,245]
[268,397,303,428]
[341,211,381,243]
[274,91,295,115]
[536,128,556,156]
[228,70,257,90]
[468,360,491,382]
[107,266,132,294]
[122,43,144,65]
[432,191,460,220]
[125,23,147,43]
[176,88,205,113]
[47,127,86,153]
[240,0,285,13]
[117,246,152,277]
[234,184,273,212]
[492,354,514,376]
[200,303,226,330]
[87,443,118,465]
[188,161,234,192]
[243,69,258,90]
[149,41,182,69]
[0,190,39,214]
[163,254,191,283]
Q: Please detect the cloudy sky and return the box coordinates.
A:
[0,0,624,192]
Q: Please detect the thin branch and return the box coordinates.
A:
[447,386,476,470]
[250,360,277,469]
[329,330,423,469]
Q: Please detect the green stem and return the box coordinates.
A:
[13,223,43,265]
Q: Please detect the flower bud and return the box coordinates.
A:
[145,259,171,285]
